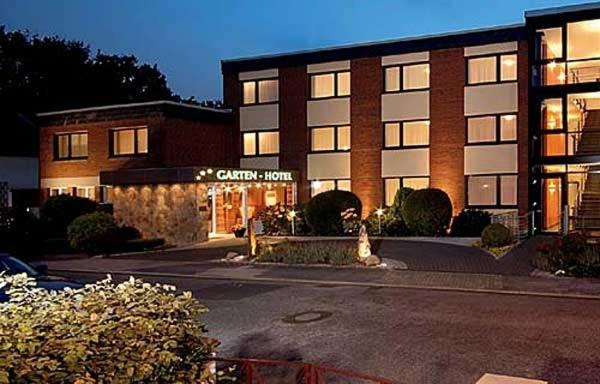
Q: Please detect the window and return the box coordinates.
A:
[467,174,517,207]
[384,121,429,148]
[567,19,600,61]
[384,177,429,206]
[242,79,279,105]
[310,71,350,98]
[76,186,95,200]
[54,132,88,160]
[242,131,279,156]
[50,187,70,196]
[111,127,148,156]
[311,125,351,152]
[310,179,350,197]
[538,27,563,60]
[467,54,517,84]
[384,63,429,92]
[467,114,517,144]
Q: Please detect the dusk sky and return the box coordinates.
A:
[0,0,592,101]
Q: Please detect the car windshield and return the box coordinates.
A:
[0,256,39,276]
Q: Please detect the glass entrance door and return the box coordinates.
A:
[542,177,563,232]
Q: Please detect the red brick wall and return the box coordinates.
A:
[351,57,382,217]
[517,40,529,215]
[279,65,310,203]
[430,48,465,214]
[223,72,241,166]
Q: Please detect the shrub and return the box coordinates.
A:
[67,212,119,255]
[118,238,166,253]
[450,209,492,237]
[341,207,361,235]
[533,233,600,276]
[304,190,362,235]
[401,188,452,236]
[41,194,98,235]
[0,208,48,257]
[481,223,514,247]
[257,241,356,265]
[255,203,308,235]
[117,225,142,241]
[0,273,217,383]
[365,187,414,236]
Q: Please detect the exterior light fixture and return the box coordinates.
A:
[195,175,202,181]
[376,207,384,235]
[289,210,297,235]
[207,168,213,174]
[200,170,206,176]
[548,181,557,194]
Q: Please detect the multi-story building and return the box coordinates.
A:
[36,3,600,241]
[221,2,600,233]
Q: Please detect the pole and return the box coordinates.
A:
[291,217,295,236]
[378,215,381,235]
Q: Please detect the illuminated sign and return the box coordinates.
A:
[195,167,297,183]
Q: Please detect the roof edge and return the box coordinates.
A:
[525,1,600,18]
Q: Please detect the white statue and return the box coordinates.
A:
[357,224,371,259]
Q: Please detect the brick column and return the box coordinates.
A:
[279,65,310,204]
[430,48,465,214]
[517,40,530,215]
[351,57,382,217]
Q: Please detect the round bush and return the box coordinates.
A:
[401,188,452,236]
[481,223,514,247]
[304,190,362,235]
[450,209,492,237]
[67,212,119,255]
[41,195,98,235]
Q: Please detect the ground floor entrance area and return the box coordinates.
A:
[99,166,298,245]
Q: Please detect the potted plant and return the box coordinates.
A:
[232,223,246,238]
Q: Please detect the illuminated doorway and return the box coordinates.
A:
[542,177,562,232]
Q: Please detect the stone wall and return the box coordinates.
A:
[111,183,209,246]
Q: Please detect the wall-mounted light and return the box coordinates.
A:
[548,181,557,194]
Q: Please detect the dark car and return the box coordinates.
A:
[0,253,83,302]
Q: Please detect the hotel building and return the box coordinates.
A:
[37,3,600,242]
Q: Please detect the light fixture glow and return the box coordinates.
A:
[376,208,384,216]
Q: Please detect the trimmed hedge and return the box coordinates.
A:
[450,209,492,237]
[481,223,513,247]
[257,241,356,265]
[304,190,362,235]
[401,188,452,236]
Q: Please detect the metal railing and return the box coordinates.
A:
[491,211,534,240]
[205,357,397,384]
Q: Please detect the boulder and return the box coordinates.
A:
[224,251,239,260]
[363,255,382,267]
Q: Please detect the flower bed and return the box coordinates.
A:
[533,233,600,277]
[256,241,358,266]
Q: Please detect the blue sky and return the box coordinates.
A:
[0,0,593,100]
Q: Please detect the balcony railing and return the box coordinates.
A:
[535,59,600,86]
[542,128,600,157]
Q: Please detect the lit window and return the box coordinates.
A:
[311,126,350,152]
[468,116,496,143]
[468,176,497,206]
[567,19,600,60]
[500,115,517,141]
[537,27,563,60]
[50,187,70,196]
[242,79,279,104]
[54,132,88,160]
[384,178,400,206]
[310,72,350,98]
[500,175,517,206]
[243,133,256,156]
[258,131,279,154]
[500,54,517,81]
[384,123,400,147]
[403,63,429,90]
[76,186,96,200]
[468,56,496,84]
[243,131,280,156]
[542,98,563,130]
[310,179,350,197]
[111,127,147,156]
[385,67,400,92]
[385,177,429,206]
[337,179,351,191]
[403,177,429,190]
[402,121,429,146]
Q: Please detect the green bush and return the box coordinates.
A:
[255,203,308,235]
[450,209,492,237]
[365,187,413,236]
[67,212,119,255]
[257,241,356,265]
[0,208,49,258]
[0,273,217,383]
[401,188,452,236]
[533,233,600,276]
[304,190,362,235]
[41,194,98,235]
[481,223,514,247]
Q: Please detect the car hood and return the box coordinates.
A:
[0,275,83,303]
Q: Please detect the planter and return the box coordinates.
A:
[233,228,246,238]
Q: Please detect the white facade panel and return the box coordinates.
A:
[381,148,429,177]
[382,91,429,122]
[464,42,518,57]
[464,83,518,116]
[307,98,350,127]
[239,68,278,81]
[240,156,279,170]
[307,152,351,180]
[0,156,39,189]
[41,176,99,189]
[240,104,279,131]
[464,144,518,175]
[381,51,429,66]
[307,60,350,73]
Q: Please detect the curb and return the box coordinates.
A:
[50,268,600,301]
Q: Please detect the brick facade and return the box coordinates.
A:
[429,48,466,214]
[351,57,382,217]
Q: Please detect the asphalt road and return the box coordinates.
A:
[59,271,600,384]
